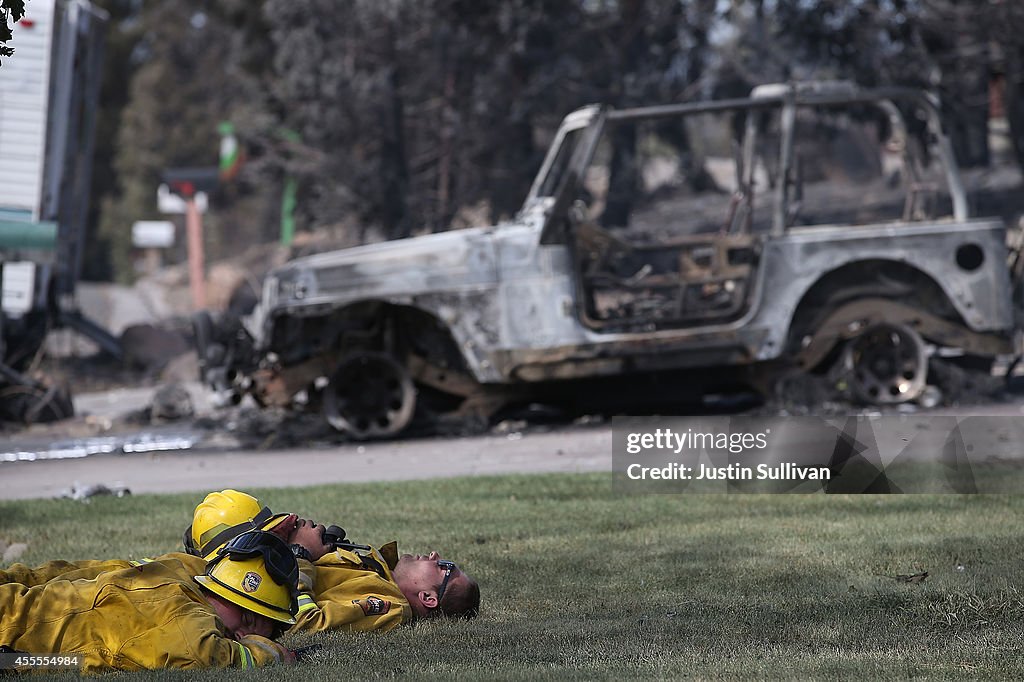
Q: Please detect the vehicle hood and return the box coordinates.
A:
[266,226,499,307]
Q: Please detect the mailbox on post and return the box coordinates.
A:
[161,167,218,310]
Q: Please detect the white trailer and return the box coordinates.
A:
[0,0,111,423]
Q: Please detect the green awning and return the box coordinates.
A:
[0,220,58,250]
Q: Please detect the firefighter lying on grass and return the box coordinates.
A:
[0,530,299,672]
[0,490,480,668]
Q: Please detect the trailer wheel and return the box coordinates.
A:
[322,352,416,439]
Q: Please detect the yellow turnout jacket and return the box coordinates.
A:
[0,544,411,638]
[0,558,289,672]
[292,541,412,634]
[0,551,206,587]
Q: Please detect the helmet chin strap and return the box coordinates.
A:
[182,525,198,555]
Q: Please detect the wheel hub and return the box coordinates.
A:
[322,352,416,439]
[842,322,928,404]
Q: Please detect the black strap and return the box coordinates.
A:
[182,525,200,556]
[359,552,388,580]
[293,644,322,662]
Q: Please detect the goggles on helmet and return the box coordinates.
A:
[213,529,299,589]
[196,530,300,625]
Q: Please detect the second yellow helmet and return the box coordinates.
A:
[183,489,291,559]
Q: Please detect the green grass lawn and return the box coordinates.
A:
[2,472,1024,680]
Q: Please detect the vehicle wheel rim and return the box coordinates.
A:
[843,322,928,404]
[323,352,416,439]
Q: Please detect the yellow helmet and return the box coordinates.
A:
[183,489,291,559]
[194,530,299,624]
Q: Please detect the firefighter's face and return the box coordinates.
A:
[222,604,275,640]
[267,514,330,561]
[290,517,330,561]
[392,551,465,618]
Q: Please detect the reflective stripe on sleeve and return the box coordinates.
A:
[236,642,254,669]
[296,594,317,613]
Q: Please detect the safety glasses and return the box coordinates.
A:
[215,530,299,589]
[436,560,457,603]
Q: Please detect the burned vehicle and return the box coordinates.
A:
[195,82,1019,438]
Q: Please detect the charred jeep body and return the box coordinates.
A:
[196,82,1017,438]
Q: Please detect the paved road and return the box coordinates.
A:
[6,379,1024,500]
[0,425,613,500]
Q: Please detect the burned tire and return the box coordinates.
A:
[322,352,416,439]
[0,384,74,424]
[841,322,927,405]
